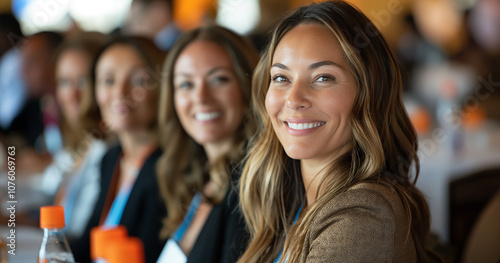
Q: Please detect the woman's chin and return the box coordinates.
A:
[283,148,314,161]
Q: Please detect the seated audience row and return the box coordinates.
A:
[1,1,444,262]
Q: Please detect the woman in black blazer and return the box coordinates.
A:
[155,25,259,263]
[70,36,167,263]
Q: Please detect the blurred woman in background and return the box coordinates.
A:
[47,32,109,243]
[156,25,258,262]
[238,1,442,262]
[71,36,167,263]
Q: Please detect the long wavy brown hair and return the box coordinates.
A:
[156,25,259,239]
[239,1,440,262]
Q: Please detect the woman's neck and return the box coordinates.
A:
[301,159,329,206]
[201,138,234,197]
[300,142,352,205]
[118,129,157,162]
[202,137,234,164]
[114,130,156,195]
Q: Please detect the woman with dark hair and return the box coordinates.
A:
[156,25,258,262]
[238,1,442,262]
[71,36,167,263]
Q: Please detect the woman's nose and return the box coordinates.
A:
[115,79,131,98]
[286,82,311,111]
[193,81,211,103]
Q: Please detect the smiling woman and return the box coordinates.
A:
[266,24,357,167]
[238,1,442,262]
[70,36,167,263]
[156,25,259,263]
[173,40,246,153]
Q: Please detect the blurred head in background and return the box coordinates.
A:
[21,32,63,98]
[413,0,468,55]
[21,31,63,98]
[469,0,500,55]
[122,0,179,50]
[92,36,165,138]
[55,32,109,151]
[124,0,173,37]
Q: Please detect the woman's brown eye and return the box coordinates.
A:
[212,76,230,85]
[272,75,288,82]
[317,74,336,82]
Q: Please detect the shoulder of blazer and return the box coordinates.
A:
[308,182,401,237]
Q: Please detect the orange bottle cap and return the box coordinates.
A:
[106,237,145,263]
[40,206,65,229]
[90,225,128,260]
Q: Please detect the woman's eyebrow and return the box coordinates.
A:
[207,66,231,76]
[271,61,342,70]
[271,63,289,70]
[308,60,342,70]
[173,72,191,77]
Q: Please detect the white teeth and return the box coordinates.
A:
[287,122,325,130]
[195,112,221,121]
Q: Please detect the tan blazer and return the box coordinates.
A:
[299,183,417,263]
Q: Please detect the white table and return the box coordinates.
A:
[416,123,500,243]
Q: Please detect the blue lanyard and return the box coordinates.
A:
[274,204,303,263]
[172,192,203,242]
[103,180,135,227]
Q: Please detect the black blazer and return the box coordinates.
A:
[185,172,249,263]
[71,145,166,263]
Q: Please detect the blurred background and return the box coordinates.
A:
[0,0,499,262]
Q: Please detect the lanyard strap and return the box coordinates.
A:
[274,204,303,263]
[172,192,203,243]
[99,153,122,225]
[102,175,137,227]
[99,145,156,225]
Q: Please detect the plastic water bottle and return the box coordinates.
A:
[38,206,75,263]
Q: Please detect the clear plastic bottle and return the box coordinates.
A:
[38,206,75,263]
